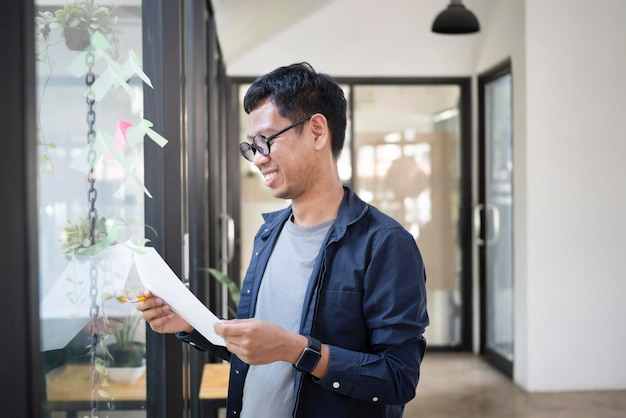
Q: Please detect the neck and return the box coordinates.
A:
[291,183,344,226]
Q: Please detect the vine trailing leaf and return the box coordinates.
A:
[59,215,156,349]
[34,0,167,199]
[35,0,121,174]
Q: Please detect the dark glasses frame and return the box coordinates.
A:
[239,114,315,162]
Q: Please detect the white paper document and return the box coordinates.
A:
[133,246,226,346]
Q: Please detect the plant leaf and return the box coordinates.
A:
[205,268,240,306]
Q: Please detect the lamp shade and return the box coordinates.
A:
[432,0,480,34]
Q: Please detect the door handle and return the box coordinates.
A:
[474,203,485,246]
[220,213,235,264]
[487,204,500,246]
[474,203,500,246]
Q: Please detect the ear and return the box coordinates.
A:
[309,113,330,152]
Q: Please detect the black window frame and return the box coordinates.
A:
[1,0,42,415]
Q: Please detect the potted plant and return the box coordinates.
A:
[35,0,120,54]
[105,313,144,367]
[103,310,146,384]
[59,216,147,382]
[35,1,122,173]
[60,215,109,260]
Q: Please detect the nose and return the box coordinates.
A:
[252,150,270,167]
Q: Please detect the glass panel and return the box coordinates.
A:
[353,85,462,347]
[36,2,147,416]
[485,73,514,361]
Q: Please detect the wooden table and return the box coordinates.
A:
[45,364,146,418]
[199,363,230,418]
[46,362,229,418]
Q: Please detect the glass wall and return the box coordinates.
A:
[36,2,148,416]
[237,82,468,349]
[352,85,463,347]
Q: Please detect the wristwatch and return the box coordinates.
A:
[294,336,322,373]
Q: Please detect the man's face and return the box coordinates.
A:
[247,100,315,201]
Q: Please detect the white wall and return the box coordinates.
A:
[467,0,626,393]
[522,0,626,392]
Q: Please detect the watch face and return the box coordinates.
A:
[297,347,321,372]
[295,338,321,373]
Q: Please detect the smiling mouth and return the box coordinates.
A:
[263,171,277,182]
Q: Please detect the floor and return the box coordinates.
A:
[404,352,626,418]
[51,352,626,417]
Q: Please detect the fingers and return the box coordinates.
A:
[135,290,162,312]
[135,294,172,329]
[214,319,293,365]
[137,297,169,319]
[214,319,244,338]
[132,291,192,334]
[146,313,173,334]
[136,288,154,299]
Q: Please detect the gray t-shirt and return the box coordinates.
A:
[240,217,333,418]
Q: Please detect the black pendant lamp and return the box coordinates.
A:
[432,0,480,34]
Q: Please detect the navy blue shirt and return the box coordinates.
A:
[178,187,429,417]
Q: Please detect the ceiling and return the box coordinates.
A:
[211,0,477,134]
[210,0,488,71]
[210,0,336,65]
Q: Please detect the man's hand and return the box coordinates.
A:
[135,288,193,334]
[214,318,304,365]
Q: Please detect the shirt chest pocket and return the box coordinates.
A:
[315,288,368,348]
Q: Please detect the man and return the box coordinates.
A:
[137,62,429,418]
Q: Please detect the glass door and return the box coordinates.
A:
[478,61,514,376]
[351,83,472,349]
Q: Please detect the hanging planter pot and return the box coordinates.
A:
[36,2,120,55]
[63,26,90,51]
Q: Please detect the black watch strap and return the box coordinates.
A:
[294,336,322,374]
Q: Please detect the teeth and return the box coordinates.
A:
[264,172,277,181]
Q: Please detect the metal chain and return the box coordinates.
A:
[85,48,100,418]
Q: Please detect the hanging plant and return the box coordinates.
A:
[60,215,109,260]
[34,0,121,173]
[59,215,156,260]
[35,0,120,55]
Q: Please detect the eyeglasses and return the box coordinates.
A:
[239,114,314,162]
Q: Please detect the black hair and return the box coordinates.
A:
[243,62,347,159]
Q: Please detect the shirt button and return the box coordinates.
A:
[333,381,340,389]
[372,397,379,402]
